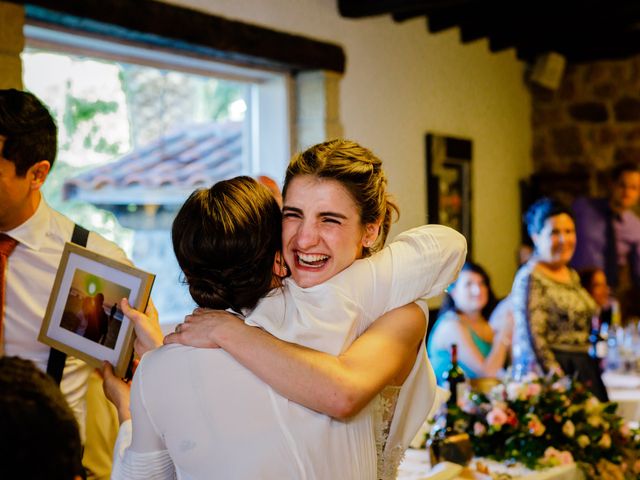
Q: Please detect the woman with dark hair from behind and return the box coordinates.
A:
[428,261,513,381]
[510,197,608,401]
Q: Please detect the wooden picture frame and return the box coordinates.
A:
[426,133,473,255]
[38,242,155,378]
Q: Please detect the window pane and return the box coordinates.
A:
[22,48,254,324]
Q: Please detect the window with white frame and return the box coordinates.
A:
[22,24,291,325]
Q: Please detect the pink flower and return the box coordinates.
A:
[619,423,632,438]
[473,422,487,436]
[559,451,574,465]
[543,447,573,466]
[487,407,508,427]
[526,383,542,397]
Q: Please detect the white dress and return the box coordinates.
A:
[111,225,466,479]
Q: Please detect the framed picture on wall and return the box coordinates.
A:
[426,133,473,255]
[38,242,155,378]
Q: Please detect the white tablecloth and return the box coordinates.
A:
[603,371,640,423]
[398,448,582,480]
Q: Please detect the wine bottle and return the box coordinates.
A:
[442,343,466,407]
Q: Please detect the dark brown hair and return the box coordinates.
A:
[0,89,57,175]
[172,176,282,313]
[0,356,83,479]
[439,261,498,320]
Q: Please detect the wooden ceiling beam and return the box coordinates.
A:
[10,0,346,72]
[337,0,640,62]
[339,0,478,18]
[426,1,487,34]
[392,9,428,22]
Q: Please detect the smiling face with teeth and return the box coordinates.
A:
[282,175,380,288]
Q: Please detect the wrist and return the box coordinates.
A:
[117,405,132,425]
[208,313,240,347]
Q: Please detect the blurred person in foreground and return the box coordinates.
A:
[511,198,608,401]
[0,356,84,480]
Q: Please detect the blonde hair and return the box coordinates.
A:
[283,139,399,256]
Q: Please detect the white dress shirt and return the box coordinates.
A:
[4,198,128,438]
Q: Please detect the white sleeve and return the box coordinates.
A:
[111,421,176,480]
[365,225,467,318]
[111,363,176,480]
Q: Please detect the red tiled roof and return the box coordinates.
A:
[64,121,244,205]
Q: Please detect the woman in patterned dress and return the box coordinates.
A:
[510,197,608,401]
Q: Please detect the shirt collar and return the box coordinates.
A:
[6,196,51,251]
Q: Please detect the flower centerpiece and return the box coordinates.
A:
[430,373,640,480]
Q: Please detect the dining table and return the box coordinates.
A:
[602,370,640,424]
[397,448,582,480]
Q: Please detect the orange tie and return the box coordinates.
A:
[0,233,18,356]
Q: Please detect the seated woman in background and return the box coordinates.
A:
[428,261,513,382]
[511,198,608,401]
[579,267,615,328]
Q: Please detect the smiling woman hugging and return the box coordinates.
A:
[160,139,467,479]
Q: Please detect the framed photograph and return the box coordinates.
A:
[38,242,155,377]
[426,133,473,255]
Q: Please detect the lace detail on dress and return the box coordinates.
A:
[374,385,402,480]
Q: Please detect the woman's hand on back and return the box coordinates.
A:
[163,308,242,348]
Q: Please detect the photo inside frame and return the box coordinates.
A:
[59,268,131,350]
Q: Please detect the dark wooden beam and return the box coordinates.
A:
[339,0,475,18]
[426,0,489,35]
[392,10,428,22]
[9,0,345,72]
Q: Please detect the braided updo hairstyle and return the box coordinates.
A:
[282,139,399,257]
[172,176,282,313]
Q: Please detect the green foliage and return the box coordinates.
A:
[62,93,121,153]
[202,81,244,121]
[432,374,640,479]
[63,95,119,136]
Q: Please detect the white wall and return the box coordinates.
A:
[164,0,532,295]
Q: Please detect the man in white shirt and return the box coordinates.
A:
[0,89,132,445]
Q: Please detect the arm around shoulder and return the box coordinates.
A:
[383,225,467,309]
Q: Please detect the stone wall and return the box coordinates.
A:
[532,55,640,196]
